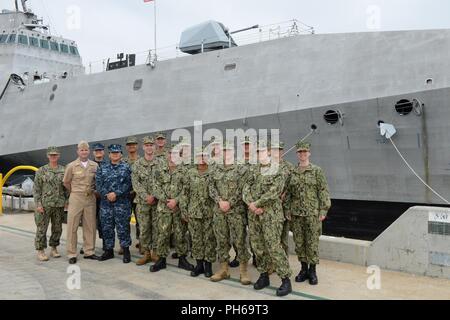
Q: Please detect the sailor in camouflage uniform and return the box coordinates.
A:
[243,141,292,296]
[209,142,251,285]
[154,132,168,158]
[132,136,160,266]
[150,144,194,272]
[123,136,141,254]
[207,137,223,168]
[238,136,258,268]
[92,143,106,250]
[185,147,216,278]
[286,141,331,285]
[269,142,295,254]
[96,144,133,264]
[33,147,68,261]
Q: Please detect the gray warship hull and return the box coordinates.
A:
[2,27,450,238]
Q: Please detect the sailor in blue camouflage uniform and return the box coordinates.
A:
[96,144,133,264]
[93,143,106,250]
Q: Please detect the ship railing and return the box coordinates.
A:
[0,166,38,215]
[86,19,314,75]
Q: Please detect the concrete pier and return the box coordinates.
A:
[0,212,449,300]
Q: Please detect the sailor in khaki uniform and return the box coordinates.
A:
[63,141,100,264]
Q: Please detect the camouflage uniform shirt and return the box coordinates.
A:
[33,164,68,208]
[287,163,331,217]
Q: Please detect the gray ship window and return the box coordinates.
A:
[395,99,413,116]
[18,35,28,45]
[50,41,59,51]
[324,110,340,125]
[70,46,79,56]
[60,43,69,54]
[29,37,39,47]
[40,39,49,49]
[0,34,8,43]
[7,34,16,43]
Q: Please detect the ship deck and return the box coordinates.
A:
[0,211,449,300]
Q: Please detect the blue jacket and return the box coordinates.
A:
[96,161,132,203]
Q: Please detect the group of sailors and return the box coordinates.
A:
[33,132,331,297]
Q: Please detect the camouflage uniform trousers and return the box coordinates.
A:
[136,203,158,251]
[291,215,322,265]
[100,200,132,250]
[248,213,292,278]
[34,207,64,250]
[281,219,290,255]
[155,206,189,258]
[188,216,216,262]
[131,202,140,240]
[213,209,250,264]
[96,198,103,239]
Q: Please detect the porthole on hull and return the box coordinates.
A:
[395,99,413,116]
[324,110,342,125]
[133,79,143,91]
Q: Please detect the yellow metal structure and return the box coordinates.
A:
[0,166,38,215]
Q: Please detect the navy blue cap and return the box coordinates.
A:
[93,143,105,151]
[108,144,123,153]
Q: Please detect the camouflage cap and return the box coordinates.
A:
[178,137,191,147]
[195,147,209,157]
[257,140,269,152]
[296,141,311,151]
[270,142,285,150]
[222,142,234,151]
[209,136,222,146]
[93,143,105,151]
[142,136,154,145]
[169,143,181,152]
[47,146,60,155]
[108,144,123,153]
[241,136,252,145]
[126,136,139,145]
[155,132,166,140]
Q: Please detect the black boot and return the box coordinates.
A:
[122,247,131,264]
[253,272,270,290]
[99,249,114,261]
[276,278,292,297]
[229,257,240,268]
[252,254,257,268]
[204,261,213,278]
[308,264,318,285]
[295,262,309,283]
[178,255,194,271]
[190,259,205,277]
[150,257,167,272]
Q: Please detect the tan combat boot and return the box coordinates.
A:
[37,250,49,262]
[151,250,159,263]
[211,262,230,282]
[239,263,252,285]
[50,247,61,258]
[136,250,152,266]
[268,264,274,275]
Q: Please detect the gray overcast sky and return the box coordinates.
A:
[5,0,450,66]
